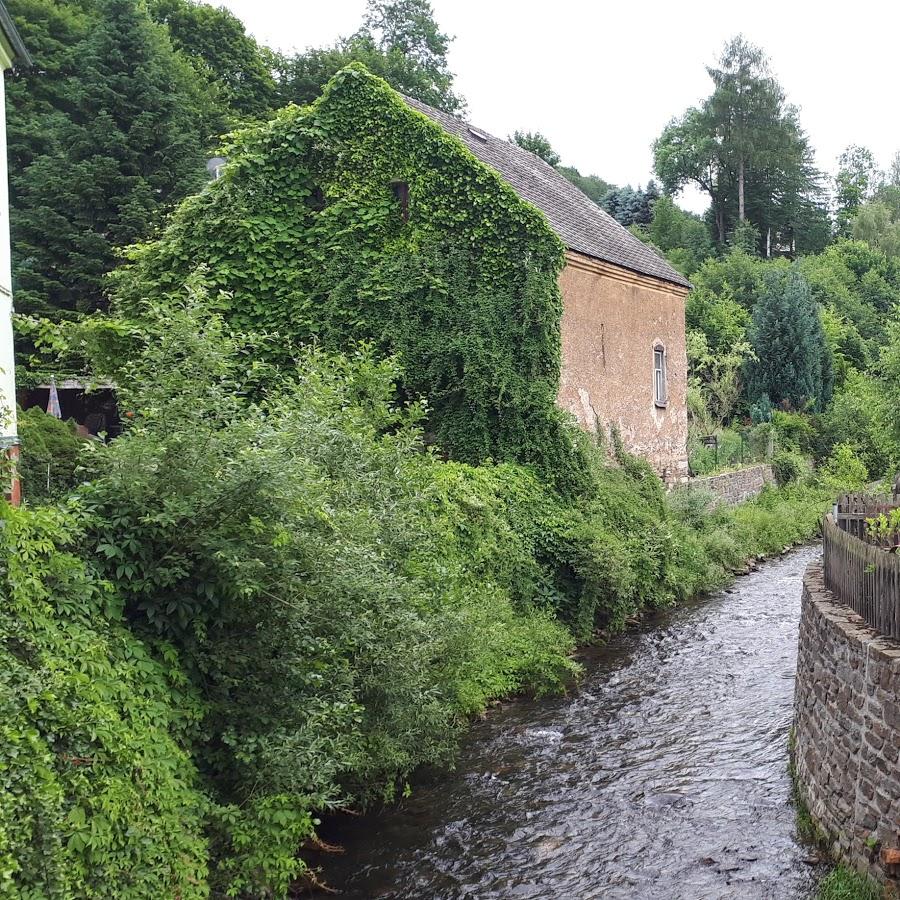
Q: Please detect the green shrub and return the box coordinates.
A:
[818,442,869,491]
[668,486,717,530]
[773,449,806,485]
[16,406,87,501]
[77,300,578,893]
[773,409,815,452]
[0,502,209,898]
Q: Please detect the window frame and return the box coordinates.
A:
[653,343,668,408]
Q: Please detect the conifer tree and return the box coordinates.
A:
[746,269,833,411]
[8,0,209,320]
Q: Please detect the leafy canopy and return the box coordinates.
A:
[271,0,464,114]
[512,130,560,167]
[654,35,823,253]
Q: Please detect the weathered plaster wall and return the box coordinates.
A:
[794,563,900,893]
[682,464,775,506]
[556,251,689,483]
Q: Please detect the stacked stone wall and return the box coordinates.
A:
[680,463,774,506]
[794,564,900,893]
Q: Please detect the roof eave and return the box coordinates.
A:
[565,247,691,292]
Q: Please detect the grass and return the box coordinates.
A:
[817,867,883,900]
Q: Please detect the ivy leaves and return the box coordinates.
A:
[111,64,587,491]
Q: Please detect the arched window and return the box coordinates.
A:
[653,344,668,407]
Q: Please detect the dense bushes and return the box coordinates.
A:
[0,502,209,898]
[2,293,846,895]
[16,405,86,501]
[3,293,842,896]
[68,300,578,893]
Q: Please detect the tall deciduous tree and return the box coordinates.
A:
[273,0,464,114]
[8,0,210,320]
[148,0,276,119]
[834,144,879,236]
[705,36,775,224]
[654,36,823,254]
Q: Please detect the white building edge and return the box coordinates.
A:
[0,3,29,501]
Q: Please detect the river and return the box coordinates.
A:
[312,546,822,899]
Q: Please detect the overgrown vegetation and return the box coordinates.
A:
[4,293,851,895]
[16,405,86,500]
[109,65,585,489]
[0,502,209,897]
[6,2,900,896]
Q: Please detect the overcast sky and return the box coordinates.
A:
[220,0,900,214]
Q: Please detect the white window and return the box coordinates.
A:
[653,345,667,407]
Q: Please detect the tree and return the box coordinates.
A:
[654,105,730,243]
[557,166,613,204]
[148,0,276,119]
[852,201,900,258]
[647,195,714,276]
[273,0,464,114]
[654,36,822,253]
[7,0,209,320]
[602,183,657,227]
[888,150,900,188]
[512,130,559,167]
[834,144,879,236]
[705,36,775,223]
[745,268,832,411]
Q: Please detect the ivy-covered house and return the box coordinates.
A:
[116,64,690,484]
[402,96,692,482]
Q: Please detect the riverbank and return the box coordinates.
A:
[7,318,863,896]
[310,547,824,898]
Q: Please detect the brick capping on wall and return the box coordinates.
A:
[794,563,900,893]
[677,463,774,506]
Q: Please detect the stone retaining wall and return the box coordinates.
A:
[681,463,774,506]
[794,563,900,892]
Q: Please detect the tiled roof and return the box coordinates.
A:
[403,96,691,290]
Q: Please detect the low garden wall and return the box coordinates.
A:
[794,563,900,892]
[682,463,774,506]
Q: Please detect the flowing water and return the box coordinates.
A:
[313,546,822,899]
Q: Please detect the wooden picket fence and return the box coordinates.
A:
[832,492,896,539]
[822,512,900,640]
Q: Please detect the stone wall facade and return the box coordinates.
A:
[556,250,690,485]
[681,463,774,506]
[794,563,900,892]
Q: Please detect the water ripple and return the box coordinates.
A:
[316,547,822,900]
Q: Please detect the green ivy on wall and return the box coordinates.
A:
[111,63,588,489]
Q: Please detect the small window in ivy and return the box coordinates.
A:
[653,344,668,407]
[305,186,325,211]
[390,180,409,222]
